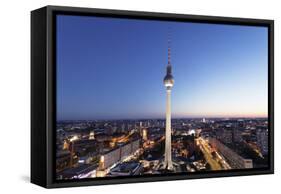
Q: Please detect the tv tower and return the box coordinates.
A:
[163,30,174,170]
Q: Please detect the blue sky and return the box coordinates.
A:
[56,15,268,120]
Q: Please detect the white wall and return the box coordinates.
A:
[0,0,279,193]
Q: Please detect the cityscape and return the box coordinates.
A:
[56,118,269,179]
[56,15,269,179]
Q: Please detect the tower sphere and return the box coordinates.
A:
[164,65,174,89]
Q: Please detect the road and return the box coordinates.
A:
[196,137,222,171]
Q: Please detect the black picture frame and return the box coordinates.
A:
[31,5,274,188]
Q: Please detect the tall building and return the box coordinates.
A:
[216,128,233,144]
[222,129,233,144]
[256,129,268,155]
[163,34,174,170]
[142,128,148,141]
[232,128,243,143]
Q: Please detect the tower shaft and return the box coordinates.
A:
[164,89,173,170]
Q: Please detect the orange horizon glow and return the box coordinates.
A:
[172,112,268,118]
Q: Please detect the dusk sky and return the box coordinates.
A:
[56,15,268,120]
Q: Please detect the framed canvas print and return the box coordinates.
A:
[31,5,274,188]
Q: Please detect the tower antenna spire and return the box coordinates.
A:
[168,27,171,65]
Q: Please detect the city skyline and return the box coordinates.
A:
[56,117,269,179]
[57,15,268,120]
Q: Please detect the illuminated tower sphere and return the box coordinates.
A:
[163,34,174,170]
[164,65,174,89]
